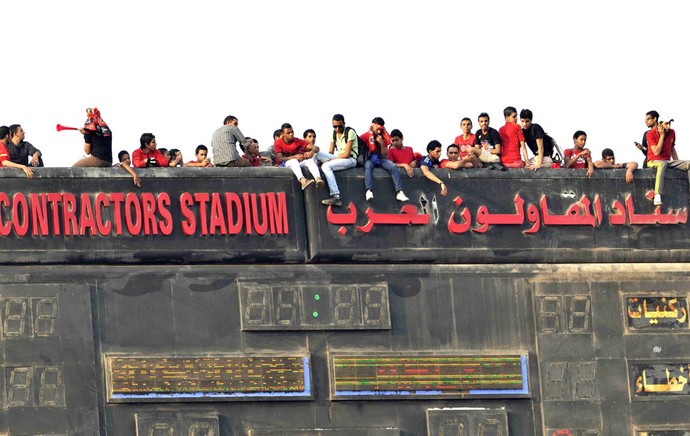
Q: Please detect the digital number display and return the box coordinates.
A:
[426,408,509,436]
[329,353,529,399]
[238,282,390,330]
[136,412,219,436]
[0,297,59,339]
[248,429,401,436]
[1,366,66,408]
[105,355,312,402]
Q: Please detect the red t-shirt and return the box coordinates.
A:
[0,142,9,167]
[564,148,589,169]
[646,128,675,161]
[440,159,456,168]
[360,131,391,154]
[498,123,524,165]
[132,148,169,168]
[274,137,309,160]
[242,154,261,167]
[388,146,415,164]
[454,134,476,158]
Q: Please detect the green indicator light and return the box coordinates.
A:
[314,294,320,300]
[312,311,319,318]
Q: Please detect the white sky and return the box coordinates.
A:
[4,1,687,167]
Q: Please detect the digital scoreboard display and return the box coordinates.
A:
[105,355,312,402]
[329,353,529,399]
[238,282,390,330]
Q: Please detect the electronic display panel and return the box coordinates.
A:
[105,355,312,402]
[329,353,529,400]
[239,282,390,330]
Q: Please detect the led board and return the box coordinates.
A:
[329,353,529,400]
[105,355,312,402]
[238,282,390,330]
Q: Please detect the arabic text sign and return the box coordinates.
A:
[631,362,690,398]
[627,296,689,330]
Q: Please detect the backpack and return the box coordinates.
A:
[332,126,368,167]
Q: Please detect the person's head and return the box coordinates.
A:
[601,148,615,163]
[117,150,131,165]
[223,115,238,126]
[245,139,260,157]
[645,110,659,128]
[390,129,403,148]
[140,133,156,150]
[371,117,385,134]
[332,114,345,132]
[446,144,460,161]
[478,113,490,131]
[0,126,9,143]
[195,144,208,161]
[281,122,294,143]
[273,129,282,141]
[503,106,518,122]
[169,148,181,160]
[519,108,534,130]
[303,129,316,145]
[572,130,587,149]
[159,148,170,161]
[460,117,472,134]
[9,124,24,142]
[427,140,443,160]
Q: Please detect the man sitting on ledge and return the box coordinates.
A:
[0,125,33,178]
[594,148,637,183]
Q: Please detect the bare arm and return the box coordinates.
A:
[2,160,34,178]
[420,166,448,196]
[121,163,141,187]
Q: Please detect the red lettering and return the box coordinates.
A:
[95,193,112,235]
[125,193,142,235]
[242,192,252,234]
[268,192,288,234]
[0,192,11,236]
[108,193,125,236]
[180,192,196,235]
[225,193,242,234]
[47,193,62,236]
[209,193,227,235]
[141,193,157,235]
[29,193,49,236]
[62,193,78,236]
[12,193,29,236]
[250,193,268,235]
[194,193,210,235]
[157,193,173,235]
[79,193,96,236]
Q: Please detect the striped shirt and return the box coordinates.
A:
[211,124,246,165]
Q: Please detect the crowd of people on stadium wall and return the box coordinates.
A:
[1,107,688,206]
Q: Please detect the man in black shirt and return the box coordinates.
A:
[519,109,555,170]
[7,124,43,167]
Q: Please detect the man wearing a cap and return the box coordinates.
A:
[645,110,690,206]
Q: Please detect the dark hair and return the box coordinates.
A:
[117,150,129,162]
[0,125,9,140]
[503,106,517,118]
[427,140,442,152]
[140,133,155,149]
[573,130,587,140]
[390,129,403,139]
[446,144,460,153]
[303,129,316,138]
[519,109,533,120]
[195,144,208,154]
[371,117,385,126]
[159,148,168,156]
[646,110,659,120]
[601,148,614,159]
[223,115,237,125]
[281,123,292,133]
[478,112,490,122]
[9,124,21,137]
[461,117,472,125]
[332,114,345,123]
[273,129,282,139]
[169,148,180,159]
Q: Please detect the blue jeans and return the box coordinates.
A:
[364,155,403,192]
[316,152,356,196]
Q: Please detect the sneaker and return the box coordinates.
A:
[653,194,662,206]
[365,190,374,201]
[300,178,314,190]
[396,191,409,202]
[322,195,342,207]
[315,178,324,188]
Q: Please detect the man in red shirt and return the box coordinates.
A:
[387,129,417,177]
[274,123,323,190]
[564,130,594,177]
[0,125,34,178]
[184,144,214,167]
[133,133,169,168]
[498,107,528,168]
[645,110,690,205]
